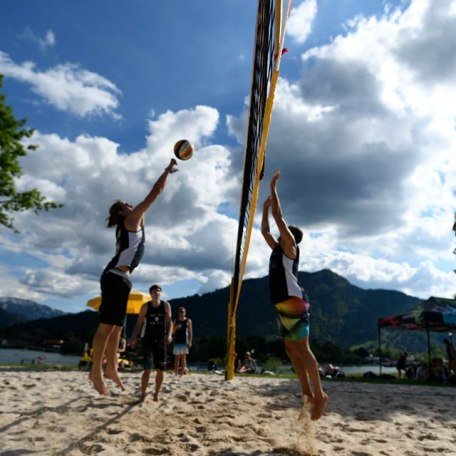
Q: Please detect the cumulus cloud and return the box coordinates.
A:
[198,270,232,294]
[228,0,455,298]
[0,105,241,303]
[0,52,121,118]
[395,0,456,84]
[303,250,455,299]
[286,0,317,44]
[0,0,454,309]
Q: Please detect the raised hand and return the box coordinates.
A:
[167,158,179,173]
[270,170,281,189]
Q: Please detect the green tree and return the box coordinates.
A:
[0,74,61,231]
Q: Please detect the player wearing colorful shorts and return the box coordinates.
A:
[261,170,328,421]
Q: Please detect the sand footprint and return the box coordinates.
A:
[106,427,123,435]
[142,447,168,455]
[129,432,154,443]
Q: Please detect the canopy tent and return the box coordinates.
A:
[377,296,456,374]
[87,290,150,315]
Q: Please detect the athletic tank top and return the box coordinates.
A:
[104,220,145,273]
[269,244,304,304]
[144,301,167,342]
[173,318,189,344]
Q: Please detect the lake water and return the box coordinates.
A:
[0,348,80,367]
[273,364,397,376]
[335,365,396,376]
[0,348,397,376]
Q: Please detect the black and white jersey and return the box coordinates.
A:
[269,244,304,304]
[104,221,145,273]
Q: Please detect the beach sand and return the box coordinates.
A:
[1,369,455,455]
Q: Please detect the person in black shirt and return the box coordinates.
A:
[131,284,173,402]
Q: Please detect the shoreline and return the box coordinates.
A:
[1,370,456,455]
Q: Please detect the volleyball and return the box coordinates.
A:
[174,139,194,161]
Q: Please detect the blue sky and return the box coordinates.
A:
[0,0,454,313]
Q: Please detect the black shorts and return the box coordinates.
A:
[99,270,132,326]
[143,339,167,371]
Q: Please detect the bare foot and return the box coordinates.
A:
[104,369,126,391]
[311,393,328,421]
[153,392,159,402]
[89,372,109,396]
[140,392,147,402]
[305,394,315,405]
[298,395,314,420]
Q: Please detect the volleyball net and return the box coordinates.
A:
[226,0,292,380]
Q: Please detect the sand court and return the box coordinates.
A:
[1,369,455,455]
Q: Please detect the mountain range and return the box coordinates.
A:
[0,269,423,348]
[0,297,65,330]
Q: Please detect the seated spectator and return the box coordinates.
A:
[116,337,127,369]
[321,363,340,377]
[430,358,447,382]
[239,352,257,374]
[415,363,429,381]
[405,362,417,379]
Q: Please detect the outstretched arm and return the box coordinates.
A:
[261,196,278,250]
[125,158,178,230]
[270,170,297,258]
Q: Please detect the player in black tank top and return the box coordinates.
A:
[130,284,173,402]
[261,170,328,421]
[89,158,178,397]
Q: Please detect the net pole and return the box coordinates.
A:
[225,69,279,381]
[226,0,275,381]
[225,279,237,379]
[225,0,290,381]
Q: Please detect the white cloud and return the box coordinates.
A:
[286,0,317,44]
[20,269,88,297]
[228,0,455,299]
[198,270,232,294]
[18,28,56,51]
[1,0,454,310]
[0,265,43,302]
[0,105,241,306]
[303,251,455,299]
[42,30,56,49]
[0,51,121,118]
